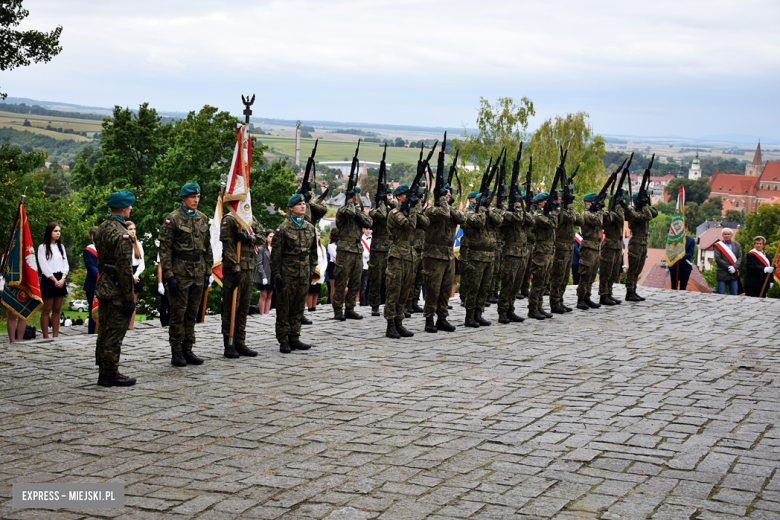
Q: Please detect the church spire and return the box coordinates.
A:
[752,140,762,166]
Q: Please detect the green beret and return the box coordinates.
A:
[179,183,201,197]
[443,183,450,190]
[584,193,598,202]
[354,187,361,194]
[533,192,549,203]
[288,193,304,207]
[521,191,526,197]
[295,187,303,195]
[106,190,135,209]
[467,190,480,199]
[393,184,410,196]
[632,193,639,201]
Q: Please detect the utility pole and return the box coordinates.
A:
[295,120,301,167]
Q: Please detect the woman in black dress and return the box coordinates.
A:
[37,222,69,339]
[744,236,775,297]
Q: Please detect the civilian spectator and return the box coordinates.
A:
[254,231,274,315]
[2,255,28,343]
[713,228,742,295]
[572,232,581,285]
[327,227,339,304]
[126,221,145,330]
[670,233,696,291]
[83,226,98,334]
[307,227,327,312]
[75,316,84,326]
[64,316,73,327]
[38,222,68,339]
[359,228,372,307]
[745,236,774,297]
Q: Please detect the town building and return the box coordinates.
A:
[708,141,780,213]
[688,149,702,180]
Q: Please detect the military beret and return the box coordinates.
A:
[288,193,304,207]
[632,193,639,201]
[467,190,480,199]
[295,187,303,195]
[393,184,410,196]
[533,192,549,203]
[443,183,450,190]
[179,183,201,197]
[386,185,393,194]
[106,190,135,209]
[583,193,598,202]
[353,187,361,194]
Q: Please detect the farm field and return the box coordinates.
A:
[259,136,433,164]
[0,110,103,140]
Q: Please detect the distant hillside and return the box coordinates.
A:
[0,102,105,121]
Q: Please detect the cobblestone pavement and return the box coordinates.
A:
[1,285,780,520]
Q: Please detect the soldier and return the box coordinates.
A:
[462,192,501,327]
[598,195,626,306]
[301,187,328,326]
[487,192,504,304]
[497,197,531,324]
[220,211,265,358]
[549,199,582,314]
[384,184,427,338]
[624,193,658,302]
[94,191,137,387]
[519,199,536,299]
[576,193,606,310]
[368,186,394,316]
[422,184,465,332]
[158,183,214,367]
[271,194,318,354]
[406,187,429,314]
[458,191,479,307]
[333,187,372,320]
[527,192,559,320]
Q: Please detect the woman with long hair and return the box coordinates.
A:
[38,222,69,339]
[126,221,145,329]
[254,231,274,314]
[307,227,328,312]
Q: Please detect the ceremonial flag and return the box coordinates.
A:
[210,192,224,287]
[223,123,253,229]
[664,185,686,266]
[1,203,43,320]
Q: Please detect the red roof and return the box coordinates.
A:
[698,227,724,250]
[759,161,780,181]
[752,142,763,166]
[710,173,757,195]
[650,175,674,183]
[638,262,713,293]
[721,199,736,214]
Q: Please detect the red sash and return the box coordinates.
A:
[574,232,582,245]
[714,241,737,265]
[361,237,371,252]
[749,249,770,268]
[84,244,97,258]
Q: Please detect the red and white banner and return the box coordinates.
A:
[714,240,737,265]
[224,123,253,229]
[210,192,224,287]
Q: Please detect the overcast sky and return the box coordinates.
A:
[6,0,780,138]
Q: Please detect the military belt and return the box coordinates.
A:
[425,237,454,247]
[344,237,361,243]
[504,241,525,248]
[469,245,495,252]
[393,240,415,246]
[283,253,308,261]
[537,240,554,247]
[173,252,201,261]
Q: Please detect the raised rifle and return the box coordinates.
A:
[477,151,501,211]
[525,154,533,211]
[402,141,437,215]
[344,139,361,205]
[495,148,508,210]
[433,132,448,206]
[562,164,579,210]
[635,153,654,211]
[508,142,523,210]
[591,158,626,212]
[375,143,388,208]
[300,138,318,202]
[447,148,461,202]
[609,152,633,212]
[474,154,494,212]
[544,148,566,215]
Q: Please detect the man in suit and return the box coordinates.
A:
[713,228,742,295]
[83,226,99,334]
[670,234,696,291]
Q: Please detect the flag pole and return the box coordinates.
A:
[0,188,27,275]
[760,241,780,298]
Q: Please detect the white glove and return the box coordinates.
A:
[771,283,775,289]
[158,282,165,295]
[262,278,268,285]
[764,266,774,274]
[209,276,214,285]
[727,266,736,274]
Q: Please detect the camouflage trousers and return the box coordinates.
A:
[276,275,309,343]
[490,245,503,296]
[168,276,204,353]
[95,301,132,375]
[498,253,527,315]
[368,250,388,307]
[384,257,414,321]
[464,259,493,317]
[458,248,469,303]
[422,257,454,319]
[625,241,648,292]
[549,245,574,308]
[407,250,424,305]
[599,247,623,297]
[520,243,535,296]
[529,243,554,311]
[576,247,600,300]
[333,251,362,312]
[221,269,254,347]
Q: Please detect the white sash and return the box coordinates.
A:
[574,232,582,245]
[714,241,737,265]
[749,248,770,268]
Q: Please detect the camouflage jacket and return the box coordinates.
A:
[335,200,373,254]
[158,206,213,280]
[580,209,605,251]
[463,206,501,262]
[369,200,395,252]
[413,211,429,253]
[488,207,504,252]
[602,206,625,251]
[555,206,583,250]
[220,214,266,273]
[524,207,536,246]
[270,216,318,279]
[423,199,466,261]
[305,201,327,226]
[94,216,134,304]
[532,206,559,246]
[626,205,658,245]
[499,202,529,258]
[387,206,423,261]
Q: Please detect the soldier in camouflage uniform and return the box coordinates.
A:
[549,201,582,314]
[220,212,265,358]
[458,191,479,306]
[497,199,530,324]
[519,200,536,299]
[487,191,504,304]
[301,188,328,325]
[384,184,427,339]
[462,192,502,327]
[624,193,659,302]
[576,193,606,310]
[422,184,465,332]
[271,194,318,354]
[406,188,429,314]
[333,187,373,320]
[158,183,214,367]
[368,186,394,316]
[528,192,559,320]
[598,195,626,306]
[94,191,138,387]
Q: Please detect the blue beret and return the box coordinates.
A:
[354,187,361,194]
[467,190,480,199]
[288,193,304,207]
[394,184,410,196]
[533,192,549,203]
[106,190,135,208]
[583,193,598,202]
[179,183,201,197]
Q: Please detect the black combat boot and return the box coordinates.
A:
[464,315,480,328]
[637,293,646,301]
[585,297,601,309]
[577,299,589,310]
[171,347,187,367]
[344,310,363,320]
[542,310,553,319]
[386,320,401,339]
[610,295,622,304]
[289,338,312,351]
[507,311,525,323]
[475,314,491,326]
[563,305,573,312]
[183,350,204,365]
[528,309,546,320]
[403,309,412,319]
[625,292,642,302]
[498,313,510,324]
[487,296,499,304]
[521,292,530,299]
[371,306,380,316]
[484,301,492,307]
[436,317,456,331]
[97,372,137,387]
[516,293,524,300]
[395,319,414,337]
[223,336,239,359]
[301,314,312,325]
[235,344,258,357]
[600,295,616,306]
[333,309,346,321]
[411,302,424,313]
[425,317,438,333]
[279,341,291,354]
[551,306,567,314]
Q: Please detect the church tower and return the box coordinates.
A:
[688,148,702,180]
[745,141,764,177]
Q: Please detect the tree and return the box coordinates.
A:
[654,201,675,216]
[648,214,672,249]
[0,0,63,99]
[724,209,744,225]
[360,175,379,201]
[665,178,712,204]
[393,137,405,148]
[387,162,415,185]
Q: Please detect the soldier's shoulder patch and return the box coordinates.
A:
[122,234,130,239]
[392,209,398,214]
[164,219,171,224]
[502,211,506,216]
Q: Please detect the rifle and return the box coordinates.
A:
[433,132,448,206]
[591,158,626,212]
[476,151,501,211]
[375,143,388,208]
[344,139,361,205]
[525,155,533,211]
[402,141,437,215]
[300,138,318,202]
[609,152,633,212]
[447,148,461,202]
[635,153,654,211]
[508,142,523,210]
[562,164,579,210]
[495,148,508,210]
[544,148,566,216]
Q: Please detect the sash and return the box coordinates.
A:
[574,232,582,246]
[361,237,371,252]
[84,244,97,258]
[714,241,737,265]
[749,249,770,268]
